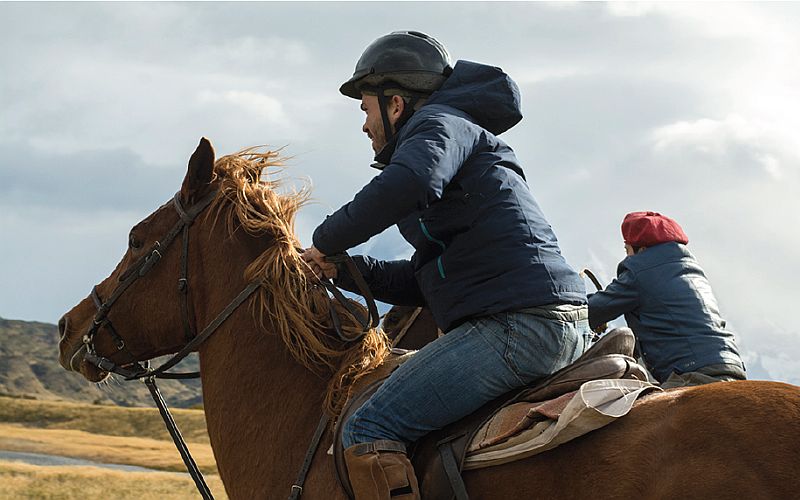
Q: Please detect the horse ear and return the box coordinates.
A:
[181,137,215,202]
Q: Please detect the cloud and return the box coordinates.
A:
[203,36,311,67]
[0,205,145,322]
[605,2,659,18]
[0,141,181,212]
[650,114,794,181]
[197,90,287,123]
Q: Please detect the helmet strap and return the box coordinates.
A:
[376,85,422,145]
[376,85,395,144]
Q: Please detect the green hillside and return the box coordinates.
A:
[0,317,203,408]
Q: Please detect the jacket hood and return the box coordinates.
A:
[426,60,522,135]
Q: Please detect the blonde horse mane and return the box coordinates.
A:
[207,147,390,416]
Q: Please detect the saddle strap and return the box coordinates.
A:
[415,391,515,500]
[438,437,470,500]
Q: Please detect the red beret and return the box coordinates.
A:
[621,211,689,247]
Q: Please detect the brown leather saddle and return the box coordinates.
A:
[333,328,646,500]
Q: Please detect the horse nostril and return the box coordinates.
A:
[58,316,68,341]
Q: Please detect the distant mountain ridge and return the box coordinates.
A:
[0,316,203,407]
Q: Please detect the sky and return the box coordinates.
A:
[1,2,798,384]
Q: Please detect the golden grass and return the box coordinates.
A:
[0,396,210,443]
[0,460,228,499]
[0,423,217,473]
[0,395,220,499]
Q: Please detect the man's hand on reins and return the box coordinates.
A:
[301,246,338,280]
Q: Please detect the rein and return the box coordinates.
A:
[319,253,380,340]
[580,268,604,292]
[580,268,605,340]
[81,189,379,499]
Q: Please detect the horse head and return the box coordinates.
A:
[58,138,223,382]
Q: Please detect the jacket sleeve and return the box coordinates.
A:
[587,267,640,329]
[312,112,472,255]
[333,254,425,307]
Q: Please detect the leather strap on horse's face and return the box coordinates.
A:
[82,190,218,376]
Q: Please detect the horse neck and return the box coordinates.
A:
[191,218,342,498]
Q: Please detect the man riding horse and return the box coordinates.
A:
[302,31,592,499]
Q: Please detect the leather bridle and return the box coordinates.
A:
[82,190,219,376]
[79,188,380,499]
[82,189,230,499]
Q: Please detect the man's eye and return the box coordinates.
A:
[129,233,142,249]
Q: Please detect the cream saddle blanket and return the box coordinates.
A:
[463,378,660,470]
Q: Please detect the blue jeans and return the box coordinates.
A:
[342,307,592,448]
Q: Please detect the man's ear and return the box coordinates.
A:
[180,137,215,203]
[390,95,406,120]
[387,95,406,134]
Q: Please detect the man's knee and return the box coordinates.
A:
[343,405,396,448]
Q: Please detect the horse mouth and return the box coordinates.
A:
[58,316,110,383]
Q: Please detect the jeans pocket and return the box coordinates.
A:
[469,313,514,363]
[505,313,576,384]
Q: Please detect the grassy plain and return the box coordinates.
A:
[0,396,209,442]
[0,396,227,499]
[0,460,227,499]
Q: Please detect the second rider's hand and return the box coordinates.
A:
[301,246,338,280]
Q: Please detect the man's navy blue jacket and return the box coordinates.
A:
[313,60,586,332]
[588,242,745,382]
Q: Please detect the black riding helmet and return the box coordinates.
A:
[340,31,453,99]
[341,31,453,157]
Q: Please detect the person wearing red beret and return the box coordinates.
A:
[588,211,746,388]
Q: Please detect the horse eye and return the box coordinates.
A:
[129,233,142,249]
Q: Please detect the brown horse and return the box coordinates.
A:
[59,139,800,499]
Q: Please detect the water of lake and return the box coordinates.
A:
[0,449,183,474]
